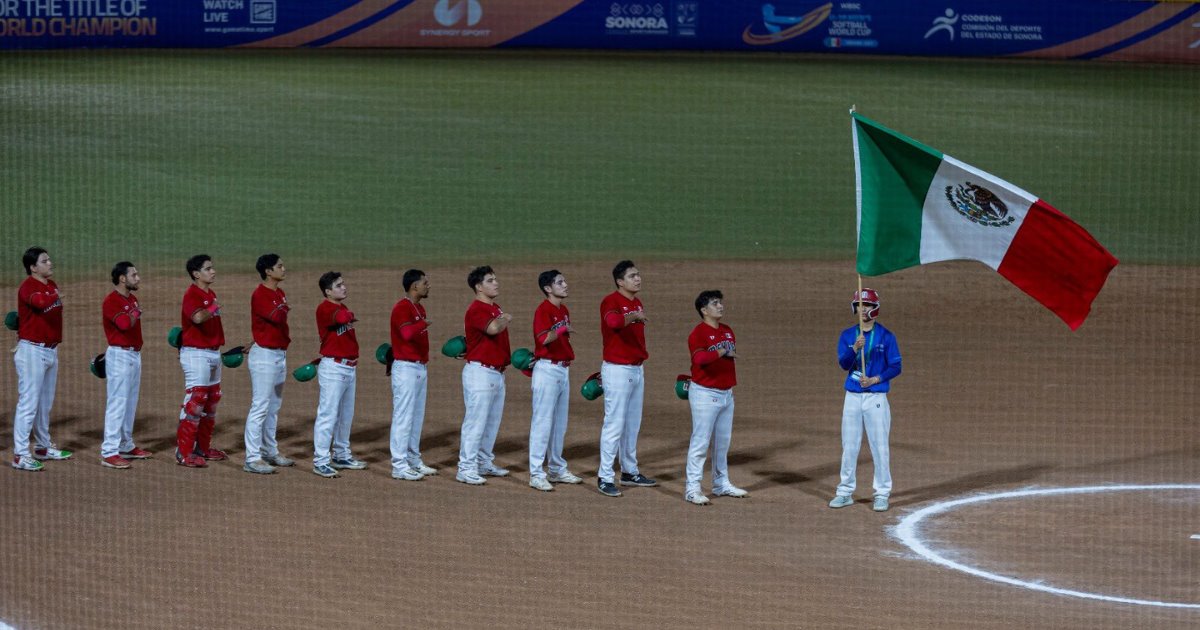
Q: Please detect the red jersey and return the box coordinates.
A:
[390,298,429,363]
[316,300,358,359]
[181,284,224,349]
[689,322,737,390]
[600,291,647,365]
[464,300,510,369]
[532,300,574,362]
[250,284,290,350]
[17,277,62,345]
[102,290,143,350]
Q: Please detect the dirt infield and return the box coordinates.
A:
[1,260,1196,629]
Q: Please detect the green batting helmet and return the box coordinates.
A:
[167,326,182,349]
[221,346,246,368]
[580,372,603,401]
[292,362,317,382]
[376,343,393,365]
[511,348,534,371]
[441,335,467,358]
[675,374,691,400]
[89,353,107,379]
[4,311,17,331]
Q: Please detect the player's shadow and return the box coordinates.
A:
[889,462,1051,508]
[562,441,599,461]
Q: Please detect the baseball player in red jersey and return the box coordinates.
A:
[242,254,294,475]
[683,290,749,505]
[311,271,366,478]
[527,269,583,492]
[176,254,228,468]
[99,262,152,469]
[596,260,656,497]
[455,265,513,486]
[11,247,69,471]
[388,269,437,481]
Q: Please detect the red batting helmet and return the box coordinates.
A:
[851,288,880,321]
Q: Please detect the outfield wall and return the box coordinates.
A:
[1,0,1197,62]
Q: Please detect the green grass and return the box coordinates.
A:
[1,49,1196,284]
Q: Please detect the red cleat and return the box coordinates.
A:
[194,448,228,461]
[119,447,152,460]
[175,451,208,468]
[101,455,131,469]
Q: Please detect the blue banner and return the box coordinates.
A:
[1,0,1197,63]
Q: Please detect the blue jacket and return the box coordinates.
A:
[837,322,901,393]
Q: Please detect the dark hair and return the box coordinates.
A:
[186,255,211,281]
[467,266,493,292]
[695,290,723,317]
[22,247,48,275]
[612,260,636,287]
[111,261,135,286]
[319,271,342,296]
[256,253,280,280]
[537,270,562,297]
[402,269,425,293]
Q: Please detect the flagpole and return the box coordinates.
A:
[856,275,866,376]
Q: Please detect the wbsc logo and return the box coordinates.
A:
[434,0,482,27]
[742,3,832,46]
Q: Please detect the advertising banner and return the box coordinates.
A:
[1,0,1197,63]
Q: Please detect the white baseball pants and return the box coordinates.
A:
[528,361,569,480]
[12,340,58,458]
[836,391,892,498]
[100,346,142,458]
[244,345,286,463]
[313,358,356,467]
[178,347,221,419]
[389,360,428,475]
[685,383,734,493]
[458,362,505,475]
[597,362,644,484]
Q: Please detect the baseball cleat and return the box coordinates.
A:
[330,457,368,470]
[391,468,424,481]
[828,495,854,509]
[194,447,228,461]
[548,471,583,484]
[455,471,486,485]
[175,451,208,468]
[243,460,277,475]
[263,454,295,467]
[33,446,73,461]
[872,496,890,512]
[713,485,749,498]
[479,464,510,477]
[12,456,45,472]
[597,479,622,497]
[619,472,657,487]
[411,461,438,476]
[685,490,711,506]
[529,477,554,492]
[312,464,340,478]
[119,447,152,460]
[101,455,132,469]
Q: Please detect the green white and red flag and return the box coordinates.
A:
[851,112,1118,331]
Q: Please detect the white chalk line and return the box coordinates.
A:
[892,484,1200,609]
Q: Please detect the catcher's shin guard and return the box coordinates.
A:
[176,419,199,458]
[196,418,216,452]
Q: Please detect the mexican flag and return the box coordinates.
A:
[851,112,1118,331]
